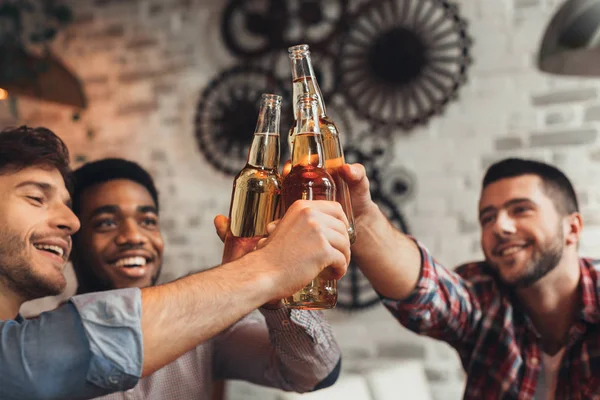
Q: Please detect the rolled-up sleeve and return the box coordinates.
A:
[214,308,340,393]
[381,238,482,343]
[0,288,143,400]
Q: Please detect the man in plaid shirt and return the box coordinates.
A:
[342,157,599,399]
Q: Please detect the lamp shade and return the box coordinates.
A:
[0,44,87,109]
[538,0,600,76]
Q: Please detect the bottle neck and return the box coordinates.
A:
[291,102,325,168]
[290,132,325,168]
[291,56,327,118]
[249,100,280,169]
[247,133,280,170]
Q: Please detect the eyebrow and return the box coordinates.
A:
[89,204,158,219]
[16,181,72,208]
[89,205,119,218]
[138,205,158,214]
[479,198,536,219]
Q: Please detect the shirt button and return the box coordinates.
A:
[530,357,539,366]
[282,320,290,327]
[108,375,120,386]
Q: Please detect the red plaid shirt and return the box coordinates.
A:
[382,240,600,400]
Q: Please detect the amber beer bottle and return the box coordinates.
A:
[282,94,337,310]
[288,44,356,244]
[222,94,282,263]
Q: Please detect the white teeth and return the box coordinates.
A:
[115,257,147,268]
[34,244,64,257]
[500,246,523,256]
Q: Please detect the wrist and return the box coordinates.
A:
[352,202,392,257]
[241,249,282,301]
[260,299,286,310]
[354,201,384,233]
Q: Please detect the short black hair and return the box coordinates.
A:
[72,158,159,216]
[483,158,578,215]
[0,125,72,193]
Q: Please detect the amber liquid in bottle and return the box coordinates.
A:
[282,95,337,310]
[288,47,356,244]
[222,96,282,264]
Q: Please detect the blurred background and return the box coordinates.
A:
[5,0,600,398]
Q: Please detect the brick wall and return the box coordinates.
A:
[9,0,600,399]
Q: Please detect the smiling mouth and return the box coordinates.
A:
[113,256,150,268]
[34,244,65,258]
[494,243,529,258]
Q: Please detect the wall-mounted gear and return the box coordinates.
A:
[221,0,348,58]
[194,65,289,176]
[336,0,472,129]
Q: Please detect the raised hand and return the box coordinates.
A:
[256,200,350,299]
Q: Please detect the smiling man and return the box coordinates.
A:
[71,161,164,293]
[339,157,600,399]
[69,158,342,399]
[0,126,350,400]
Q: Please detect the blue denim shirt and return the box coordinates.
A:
[0,288,143,400]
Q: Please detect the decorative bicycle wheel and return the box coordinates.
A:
[337,0,472,129]
[194,65,288,175]
[221,0,348,58]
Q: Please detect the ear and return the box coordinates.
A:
[564,212,583,246]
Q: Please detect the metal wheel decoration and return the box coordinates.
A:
[194,65,289,175]
[221,0,348,58]
[337,0,472,129]
[337,133,413,311]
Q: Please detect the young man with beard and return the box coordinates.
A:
[338,158,597,399]
[69,157,342,399]
[0,126,351,400]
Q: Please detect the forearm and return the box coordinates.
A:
[141,250,276,376]
[352,203,422,300]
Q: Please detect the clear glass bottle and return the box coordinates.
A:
[288,43,356,244]
[222,94,282,263]
[282,94,337,310]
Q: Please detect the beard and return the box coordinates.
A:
[488,226,564,288]
[0,227,65,301]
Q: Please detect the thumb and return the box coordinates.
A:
[213,215,229,243]
[341,163,371,197]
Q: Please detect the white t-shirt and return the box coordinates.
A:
[535,348,566,400]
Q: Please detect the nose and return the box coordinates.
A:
[492,211,516,237]
[53,202,80,234]
[115,219,148,247]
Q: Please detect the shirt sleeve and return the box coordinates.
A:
[0,288,143,400]
[381,237,483,344]
[213,308,341,393]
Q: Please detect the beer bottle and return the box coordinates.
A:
[222,94,282,263]
[282,94,337,310]
[288,44,356,244]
